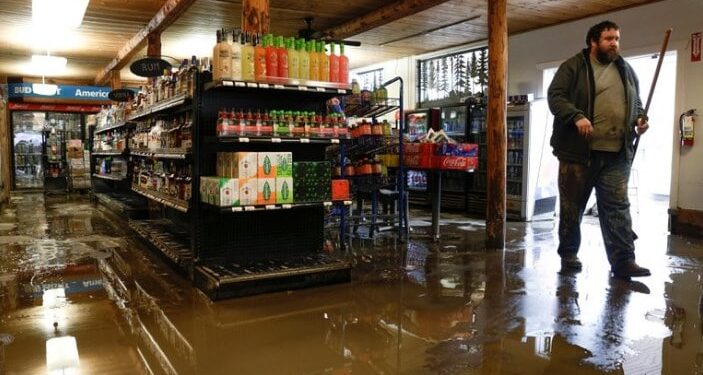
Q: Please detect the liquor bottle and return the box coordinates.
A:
[265,34,278,79]
[276,36,288,78]
[254,34,267,80]
[339,43,349,85]
[231,28,242,80]
[287,37,299,79]
[319,41,330,82]
[212,29,232,81]
[298,39,310,80]
[308,40,319,81]
[241,32,255,81]
[329,43,340,83]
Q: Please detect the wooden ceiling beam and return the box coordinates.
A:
[94,0,197,86]
[324,0,454,40]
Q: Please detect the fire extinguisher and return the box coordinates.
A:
[679,109,697,147]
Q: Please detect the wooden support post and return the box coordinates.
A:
[108,70,121,90]
[485,0,507,249]
[242,0,270,35]
[147,32,162,58]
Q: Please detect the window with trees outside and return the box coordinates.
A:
[417,46,488,108]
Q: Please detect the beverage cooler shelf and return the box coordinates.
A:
[127,93,192,122]
[129,219,193,272]
[94,192,148,219]
[92,150,126,156]
[203,200,352,214]
[94,121,130,135]
[131,148,191,160]
[194,254,351,300]
[131,186,190,213]
[93,173,126,181]
[205,79,351,97]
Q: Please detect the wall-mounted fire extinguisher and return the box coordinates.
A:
[679,109,697,147]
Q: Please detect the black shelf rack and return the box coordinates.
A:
[130,148,191,160]
[92,150,126,156]
[127,93,192,122]
[94,121,130,135]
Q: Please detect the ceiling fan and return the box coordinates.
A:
[298,17,361,47]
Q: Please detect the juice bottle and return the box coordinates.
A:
[241,32,255,81]
[318,41,330,82]
[254,34,267,81]
[329,43,340,83]
[339,43,349,85]
[265,34,278,79]
[276,36,288,78]
[287,37,299,79]
[212,29,232,81]
[307,40,319,81]
[298,39,310,80]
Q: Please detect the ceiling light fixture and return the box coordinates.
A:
[31,54,67,76]
[32,0,90,29]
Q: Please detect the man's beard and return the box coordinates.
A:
[596,47,619,64]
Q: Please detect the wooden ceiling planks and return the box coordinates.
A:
[0,0,664,83]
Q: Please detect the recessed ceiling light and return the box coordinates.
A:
[32,0,89,29]
[31,55,68,76]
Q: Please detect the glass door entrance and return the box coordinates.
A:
[12,111,45,189]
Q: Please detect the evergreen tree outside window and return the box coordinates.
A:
[418,46,488,107]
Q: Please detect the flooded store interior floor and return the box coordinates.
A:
[0,192,702,374]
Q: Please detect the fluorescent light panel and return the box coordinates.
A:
[33,0,89,29]
[31,55,67,76]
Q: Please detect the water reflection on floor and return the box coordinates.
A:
[0,193,702,374]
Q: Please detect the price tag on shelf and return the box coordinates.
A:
[239,137,250,143]
[343,201,353,206]
[337,89,347,94]
[232,207,243,212]
[316,87,326,92]
[223,81,234,87]
[265,205,277,210]
[244,206,256,211]
[271,138,282,143]
[331,139,340,144]
[246,82,257,88]
[282,204,292,209]
[298,86,308,91]
[235,81,246,87]
[300,138,310,144]
[259,83,270,89]
[274,84,285,90]
[323,202,333,207]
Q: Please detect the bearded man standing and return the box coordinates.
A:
[547,20,651,278]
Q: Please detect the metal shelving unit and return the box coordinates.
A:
[130,148,190,160]
[127,93,191,122]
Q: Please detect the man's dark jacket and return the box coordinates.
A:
[547,48,644,164]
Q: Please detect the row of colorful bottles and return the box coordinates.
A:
[130,113,193,151]
[349,119,393,138]
[212,28,349,84]
[133,160,192,201]
[131,56,212,112]
[216,108,349,138]
[97,104,128,128]
[93,129,128,152]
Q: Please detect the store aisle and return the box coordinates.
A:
[1,193,702,374]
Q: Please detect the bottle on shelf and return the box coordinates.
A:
[254,34,267,80]
[329,43,340,83]
[298,38,310,80]
[308,40,319,81]
[339,43,349,85]
[265,34,278,79]
[231,28,242,81]
[213,29,232,81]
[276,36,288,78]
[241,32,255,81]
[319,41,330,82]
[287,37,299,79]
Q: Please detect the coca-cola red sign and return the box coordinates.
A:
[436,156,478,171]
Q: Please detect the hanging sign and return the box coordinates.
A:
[108,88,135,102]
[692,32,701,62]
[130,57,172,77]
[7,83,110,101]
[8,102,101,112]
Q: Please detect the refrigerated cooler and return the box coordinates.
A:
[467,99,557,221]
[11,111,86,191]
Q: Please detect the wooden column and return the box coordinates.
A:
[242,0,270,35]
[0,74,10,202]
[147,32,161,58]
[485,0,507,249]
[108,70,121,90]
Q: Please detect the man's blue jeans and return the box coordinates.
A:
[557,150,636,269]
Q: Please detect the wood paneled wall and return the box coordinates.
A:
[0,93,10,204]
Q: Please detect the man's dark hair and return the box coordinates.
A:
[586,21,620,46]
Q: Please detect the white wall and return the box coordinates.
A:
[353,0,703,212]
[350,57,415,111]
